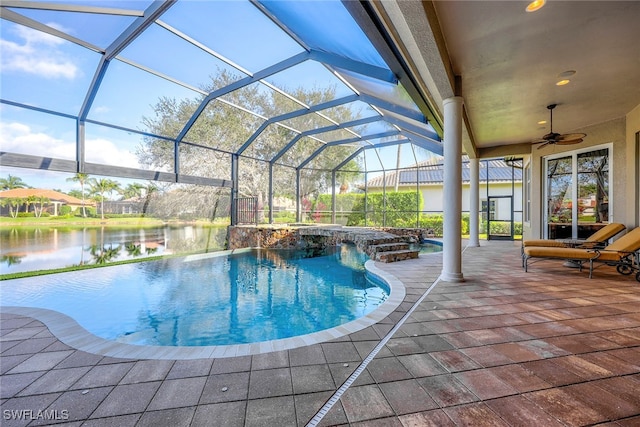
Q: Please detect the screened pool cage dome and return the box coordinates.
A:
[0,0,444,225]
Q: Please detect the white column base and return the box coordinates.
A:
[439,271,465,282]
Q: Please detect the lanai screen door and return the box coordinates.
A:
[487,195,514,240]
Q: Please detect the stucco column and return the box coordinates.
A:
[468,157,480,247]
[441,96,465,282]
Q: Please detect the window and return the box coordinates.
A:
[577,148,609,223]
[481,199,496,221]
[544,145,611,239]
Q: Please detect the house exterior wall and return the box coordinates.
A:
[406,181,523,218]
[421,185,445,212]
[626,104,640,229]
[525,109,636,240]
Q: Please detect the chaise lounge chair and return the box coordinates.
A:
[522,222,626,250]
[523,227,640,282]
[521,222,626,266]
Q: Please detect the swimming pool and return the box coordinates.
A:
[410,239,443,254]
[1,245,390,347]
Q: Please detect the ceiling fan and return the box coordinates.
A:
[532,104,586,149]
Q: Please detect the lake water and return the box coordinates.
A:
[0,225,228,274]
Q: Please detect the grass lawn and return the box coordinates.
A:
[0,216,162,227]
[0,216,228,228]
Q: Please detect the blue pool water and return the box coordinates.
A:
[0,245,388,346]
[410,239,443,254]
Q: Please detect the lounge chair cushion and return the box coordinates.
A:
[522,223,625,249]
[604,227,640,252]
[524,227,640,262]
[523,246,599,260]
[522,239,566,248]
[586,223,626,242]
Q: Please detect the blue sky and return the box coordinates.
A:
[0,0,437,194]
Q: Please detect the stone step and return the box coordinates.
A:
[376,249,420,263]
[361,237,405,246]
[368,242,410,253]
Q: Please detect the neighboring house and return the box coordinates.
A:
[365,156,523,222]
[0,189,94,216]
[103,198,144,215]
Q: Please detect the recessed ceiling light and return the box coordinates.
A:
[526,0,546,12]
[558,70,576,78]
[538,120,547,125]
[556,79,570,86]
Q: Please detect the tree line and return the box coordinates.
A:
[0,173,156,220]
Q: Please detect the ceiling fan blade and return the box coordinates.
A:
[558,133,586,140]
[533,106,585,148]
[556,138,584,145]
[536,141,551,150]
[555,133,587,144]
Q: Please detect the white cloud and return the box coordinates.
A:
[0,122,75,159]
[0,23,78,79]
[0,121,142,170]
[86,138,141,169]
[16,23,65,46]
[92,106,111,115]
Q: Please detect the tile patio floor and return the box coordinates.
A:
[1,240,639,426]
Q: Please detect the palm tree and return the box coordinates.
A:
[88,178,121,220]
[0,174,27,190]
[122,183,144,199]
[88,244,121,264]
[66,173,89,217]
[125,243,143,257]
[0,197,22,218]
[33,195,49,217]
[24,195,36,214]
[1,254,24,266]
[141,182,158,216]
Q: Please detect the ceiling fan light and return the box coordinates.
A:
[556,79,570,86]
[526,0,546,12]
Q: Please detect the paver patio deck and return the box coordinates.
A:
[1,240,639,426]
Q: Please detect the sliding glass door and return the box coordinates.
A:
[546,155,573,239]
[544,146,611,240]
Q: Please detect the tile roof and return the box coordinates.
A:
[366,157,522,188]
[0,188,92,206]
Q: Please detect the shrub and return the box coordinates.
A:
[73,206,96,217]
[480,221,523,236]
[419,214,444,236]
[346,191,422,226]
[514,221,523,235]
[273,211,296,224]
[461,213,470,235]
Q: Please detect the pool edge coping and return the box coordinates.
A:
[0,259,406,360]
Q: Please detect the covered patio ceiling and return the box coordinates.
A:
[0,0,444,187]
[365,1,640,158]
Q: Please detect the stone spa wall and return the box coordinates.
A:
[227,225,328,251]
[227,225,433,253]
